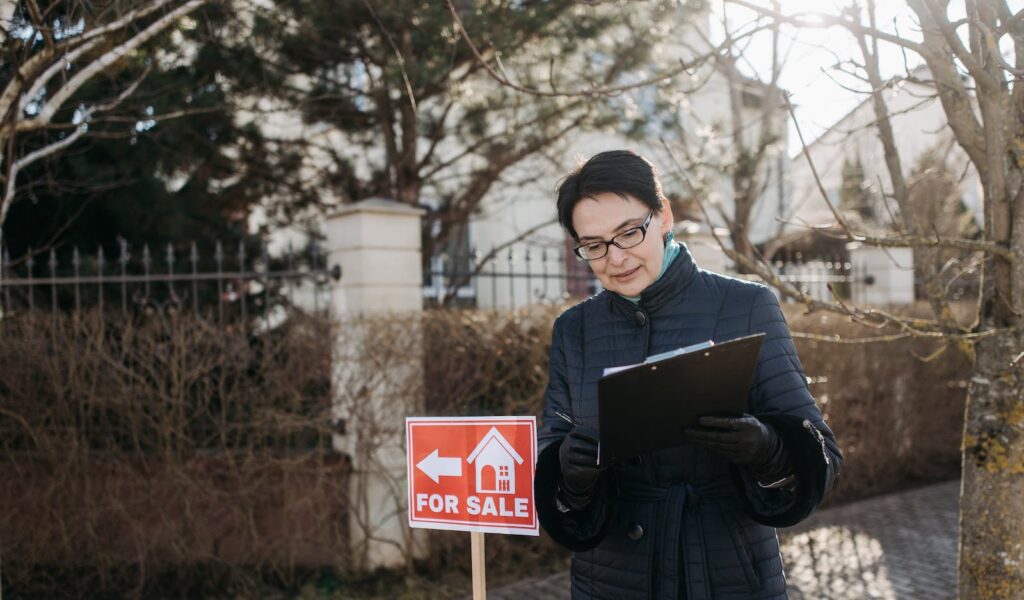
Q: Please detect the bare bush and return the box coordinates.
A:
[786,302,969,505]
[0,301,966,597]
[0,310,345,598]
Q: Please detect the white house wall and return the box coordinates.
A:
[787,74,982,232]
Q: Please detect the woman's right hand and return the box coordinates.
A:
[558,425,603,497]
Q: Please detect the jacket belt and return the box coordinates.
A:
[616,479,734,504]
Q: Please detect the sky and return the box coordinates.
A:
[711,0,1023,156]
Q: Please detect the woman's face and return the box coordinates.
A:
[571,192,673,297]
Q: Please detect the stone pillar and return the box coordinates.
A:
[325,198,425,315]
[324,198,427,571]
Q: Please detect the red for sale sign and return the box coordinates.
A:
[406,416,538,536]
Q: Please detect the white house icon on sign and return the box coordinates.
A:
[467,427,523,494]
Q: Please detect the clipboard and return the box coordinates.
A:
[597,333,765,464]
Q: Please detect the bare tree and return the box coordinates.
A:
[715,2,787,266]
[714,1,1023,596]
[0,0,207,252]
[904,147,983,303]
[654,4,789,269]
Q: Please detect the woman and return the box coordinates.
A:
[535,150,842,600]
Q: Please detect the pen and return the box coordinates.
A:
[554,409,578,426]
[553,409,600,467]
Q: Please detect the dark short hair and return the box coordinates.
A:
[556,150,665,240]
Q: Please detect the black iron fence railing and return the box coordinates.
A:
[422,249,871,308]
[1,240,341,324]
[422,246,600,308]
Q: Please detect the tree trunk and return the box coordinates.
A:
[958,95,1023,595]
[730,185,757,272]
[729,218,755,271]
[960,327,1024,598]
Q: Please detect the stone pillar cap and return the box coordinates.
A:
[326,197,427,219]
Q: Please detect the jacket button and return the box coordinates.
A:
[634,310,647,326]
[627,522,644,541]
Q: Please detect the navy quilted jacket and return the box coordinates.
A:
[535,243,842,600]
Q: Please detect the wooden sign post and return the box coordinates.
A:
[406,416,539,599]
[471,531,486,600]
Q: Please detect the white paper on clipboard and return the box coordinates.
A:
[601,340,716,377]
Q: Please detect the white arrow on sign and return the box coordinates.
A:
[416,449,463,483]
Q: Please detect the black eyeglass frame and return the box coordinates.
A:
[572,210,655,261]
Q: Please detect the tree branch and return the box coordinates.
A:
[2,124,87,225]
[445,0,772,98]
[24,0,206,130]
[905,0,988,170]
[660,137,1011,344]
[788,101,855,236]
[71,0,176,48]
[856,0,910,214]
[725,0,925,54]
[15,38,103,120]
[913,0,1003,93]
[24,0,54,51]
[2,61,148,228]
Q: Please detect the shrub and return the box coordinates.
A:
[0,311,346,598]
[0,300,968,597]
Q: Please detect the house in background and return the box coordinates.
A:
[784,66,983,304]
[787,67,981,230]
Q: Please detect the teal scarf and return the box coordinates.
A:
[616,231,681,304]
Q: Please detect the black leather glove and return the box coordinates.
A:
[558,425,603,504]
[684,414,792,482]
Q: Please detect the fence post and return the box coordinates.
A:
[325,198,427,571]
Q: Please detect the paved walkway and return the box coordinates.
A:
[483,480,959,599]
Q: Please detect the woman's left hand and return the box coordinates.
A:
[683,413,781,471]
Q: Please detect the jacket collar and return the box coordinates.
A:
[607,242,699,316]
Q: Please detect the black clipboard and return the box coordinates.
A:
[597,333,765,463]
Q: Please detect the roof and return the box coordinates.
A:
[791,63,939,159]
[467,427,524,465]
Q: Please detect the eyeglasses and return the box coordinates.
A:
[573,211,654,261]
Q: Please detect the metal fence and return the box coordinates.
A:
[770,256,866,303]
[0,240,341,324]
[2,241,867,318]
[422,245,600,308]
[423,248,870,308]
